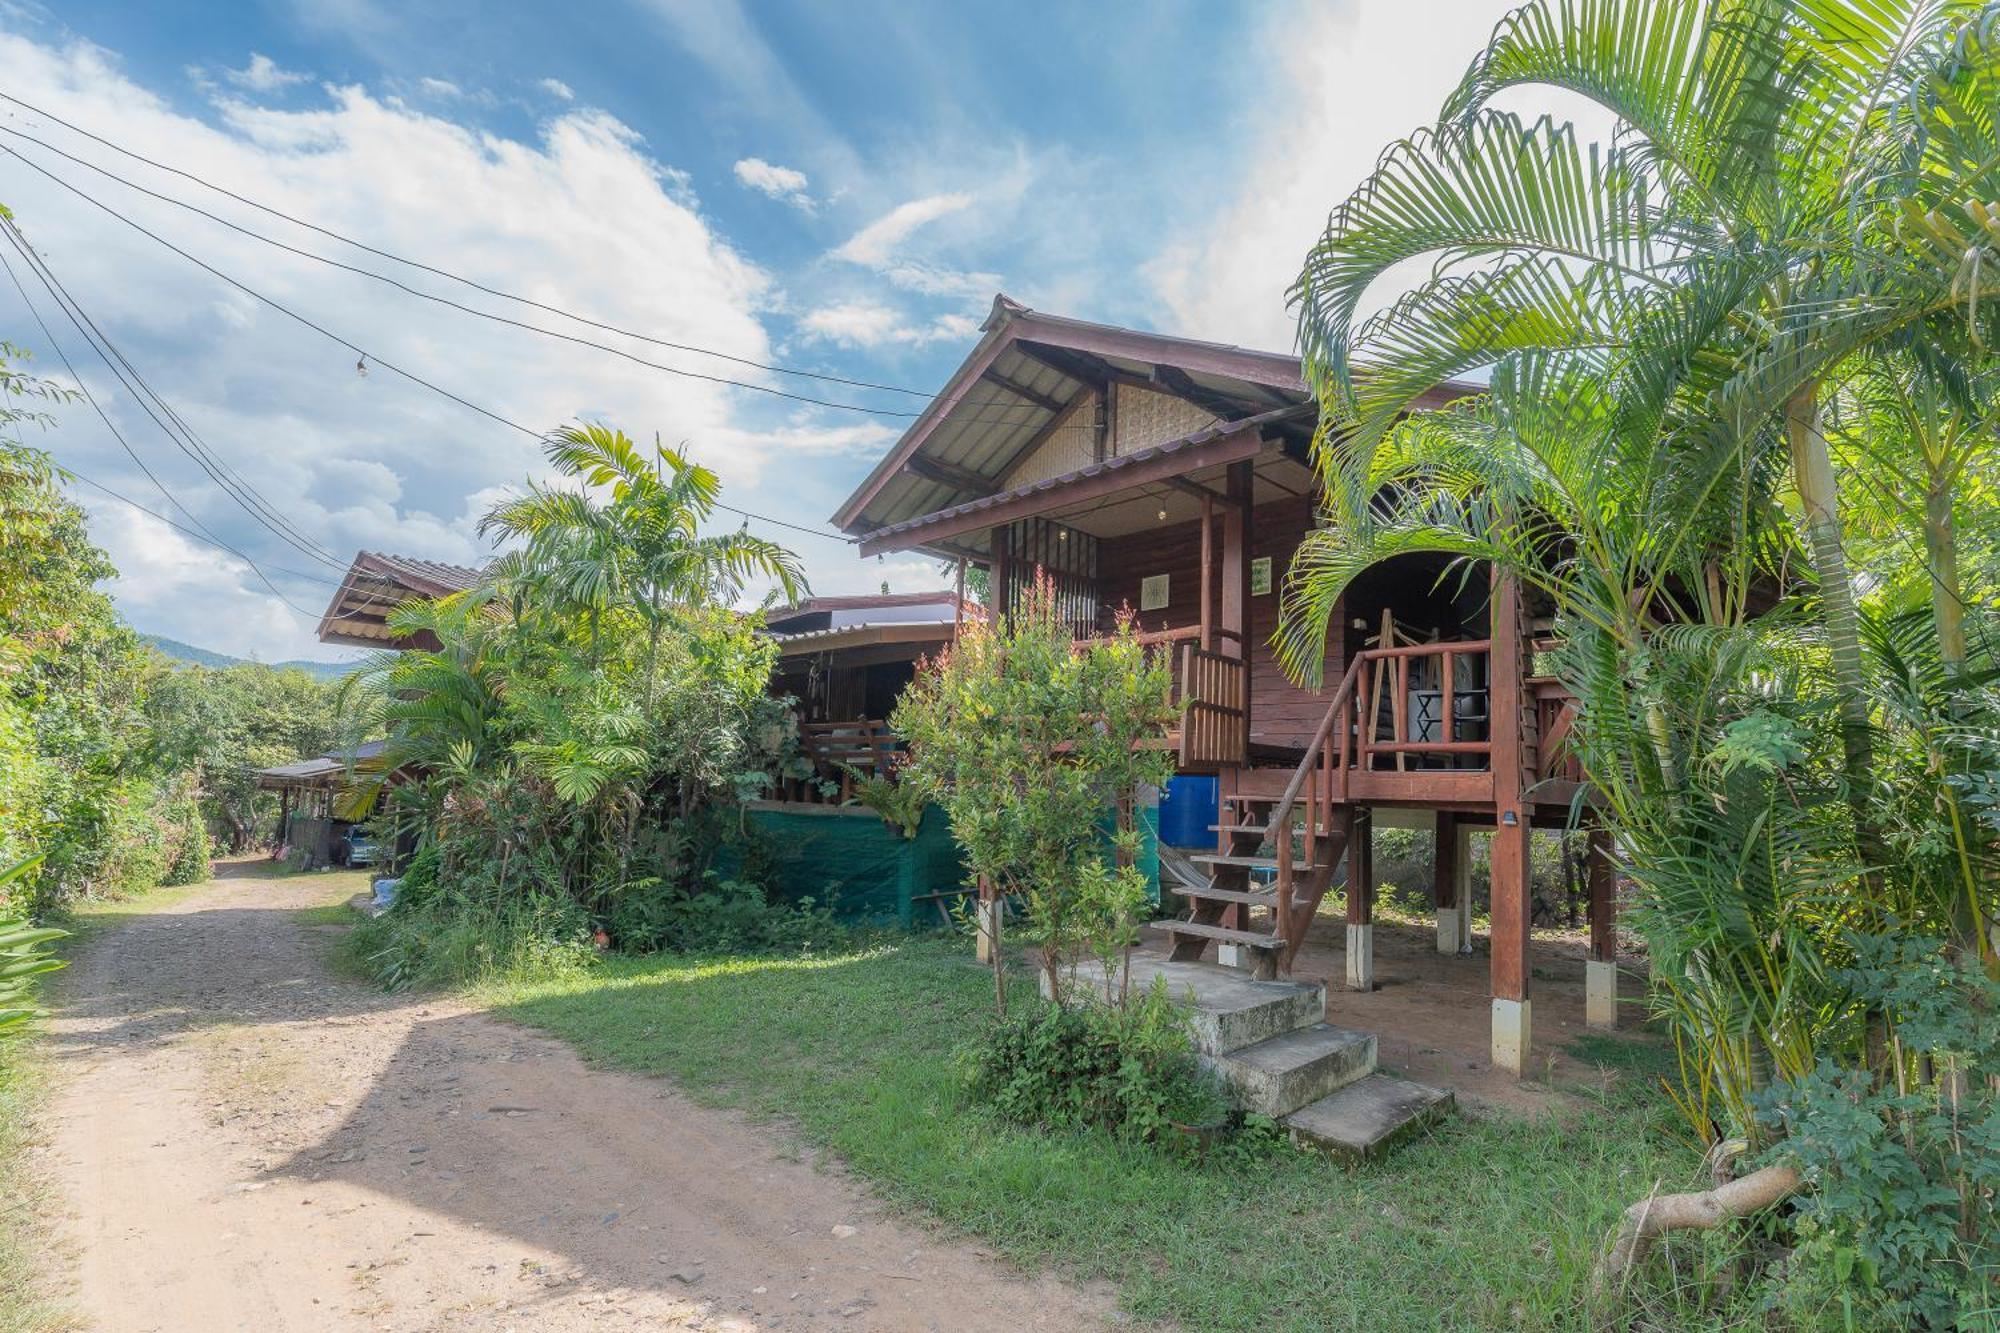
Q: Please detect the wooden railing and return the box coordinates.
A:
[1177,644,1248,768]
[787,719,900,802]
[1530,678,1582,783]
[1261,653,1370,958]
[1344,639,1495,771]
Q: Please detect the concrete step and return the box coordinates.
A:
[1281,1074,1455,1160]
[1208,1023,1375,1117]
[1048,956,1325,1055]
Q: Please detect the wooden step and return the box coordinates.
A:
[1190,853,1281,870]
[1175,884,1276,907]
[1208,823,1336,837]
[1155,920,1281,951]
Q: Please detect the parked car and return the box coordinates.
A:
[340,827,383,868]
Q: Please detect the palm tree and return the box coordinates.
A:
[1286,0,2000,864]
[1826,355,1998,678]
[479,424,807,708]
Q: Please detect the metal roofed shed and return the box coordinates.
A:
[317,551,483,650]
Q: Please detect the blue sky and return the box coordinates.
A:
[0,0,1546,660]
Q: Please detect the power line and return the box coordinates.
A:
[2,159,870,548]
[1,142,924,423]
[1,215,350,571]
[62,469,343,592]
[0,244,328,615]
[0,91,934,400]
[0,111,1100,436]
[6,217,348,570]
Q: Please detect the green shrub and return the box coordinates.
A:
[0,858,64,1035]
[345,847,598,991]
[159,801,210,887]
[606,874,844,954]
[1754,934,2000,1328]
[960,980,1229,1142]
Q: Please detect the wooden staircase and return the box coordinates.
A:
[1159,654,1369,978]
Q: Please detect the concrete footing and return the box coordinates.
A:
[1585,960,1617,1029]
[1345,923,1373,991]
[1491,997,1531,1073]
[1434,907,1459,956]
[975,900,999,964]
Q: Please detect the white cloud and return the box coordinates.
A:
[0,32,837,659]
[732,156,815,213]
[829,192,971,268]
[417,75,462,98]
[538,77,575,101]
[221,52,309,93]
[797,301,976,350]
[1147,0,1615,351]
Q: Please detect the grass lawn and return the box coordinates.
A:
[0,1034,74,1333]
[489,937,1709,1332]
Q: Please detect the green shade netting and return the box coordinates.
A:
[721,800,1160,929]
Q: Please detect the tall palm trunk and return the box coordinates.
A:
[1785,386,1884,890]
[1923,478,1966,675]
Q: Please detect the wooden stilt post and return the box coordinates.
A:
[1346,806,1374,991]
[1489,570,1532,1072]
[1586,826,1617,1028]
[1199,494,1214,654]
[992,524,1013,622]
[953,556,967,643]
[1217,463,1253,935]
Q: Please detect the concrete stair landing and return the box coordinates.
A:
[1051,956,1451,1157]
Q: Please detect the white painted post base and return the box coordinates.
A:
[1492,997,1531,1074]
[1435,907,1459,956]
[1346,923,1374,991]
[1586,960,1618,1029]
[975,900,999,964]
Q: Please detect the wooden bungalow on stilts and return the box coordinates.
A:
[834,295,1616,1086]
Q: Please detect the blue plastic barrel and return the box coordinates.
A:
[1157,775,1219,848]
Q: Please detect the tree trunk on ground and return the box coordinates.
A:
[1592,1163,1802,1304]
[1785,387,1884,888]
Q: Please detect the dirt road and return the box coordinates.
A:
[38,864,1114,1331]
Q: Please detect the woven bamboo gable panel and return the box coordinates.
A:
[1001,390,1098,487]
[1114,383,1217,455]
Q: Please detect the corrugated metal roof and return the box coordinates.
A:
[356,551,482,596]
[768,620,961,656]
[831,295,1322,537]
[831,294,1485,547]
[856,402,1313,547]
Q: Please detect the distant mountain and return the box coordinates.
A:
[141,634,360,682]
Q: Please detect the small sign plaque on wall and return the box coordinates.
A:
[1250,556,1273,596]
[1139,573,1170,612]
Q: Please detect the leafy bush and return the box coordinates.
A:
[960,980,1228,1142]
[896,577,1176,1007]
[349,890,598,992]
[606,874,843,955]
[159,799,210,887]
[1755,935,2000,1328]
[0,858,64,1035]
[345,847,597,991]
